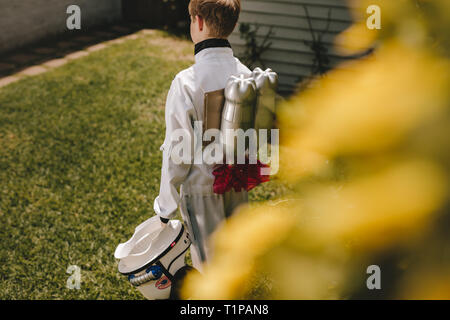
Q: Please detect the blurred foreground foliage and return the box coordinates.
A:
[183,0,450,299]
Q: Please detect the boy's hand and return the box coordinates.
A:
[160,217,169,228]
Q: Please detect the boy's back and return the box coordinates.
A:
[154,0,249,271]
[175,40,251,128]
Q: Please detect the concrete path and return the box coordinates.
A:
[0,24,151,89]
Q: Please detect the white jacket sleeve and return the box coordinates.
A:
[154,77,195,219]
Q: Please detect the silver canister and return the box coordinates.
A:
[252,67,279,132]
[221,74,257,163]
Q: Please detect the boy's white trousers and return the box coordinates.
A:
[179,186,248,272]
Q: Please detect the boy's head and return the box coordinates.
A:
[189,0,241,44]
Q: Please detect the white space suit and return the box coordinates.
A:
[154,39,252,270]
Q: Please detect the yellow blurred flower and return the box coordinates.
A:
[399,269,450,299]
[182,203,295,299]
[339,0,430,53]
[299,160,448,250]
[335,21,379,55]
[259,247,347,299]
[280,41,448,159]
[278,145,329,182]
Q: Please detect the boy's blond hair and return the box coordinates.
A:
[189,0,241,38]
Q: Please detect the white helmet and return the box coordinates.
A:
[114,216,193,300]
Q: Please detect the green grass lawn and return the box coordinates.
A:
[0,30,287,299]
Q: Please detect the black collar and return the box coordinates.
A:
[194,38,232,55]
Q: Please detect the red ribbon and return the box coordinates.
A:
[212,160,271,194]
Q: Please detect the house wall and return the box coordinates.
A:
[0,0,122,54]
[229,0,355,94]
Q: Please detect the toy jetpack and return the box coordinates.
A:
[203,68,279,159]
[114,217,194,300]
[203,68,279,193]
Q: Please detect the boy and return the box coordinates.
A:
[153,0,250,271]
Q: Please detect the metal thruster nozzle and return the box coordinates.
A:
[221,74,257,162]
[252,68,279,133]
